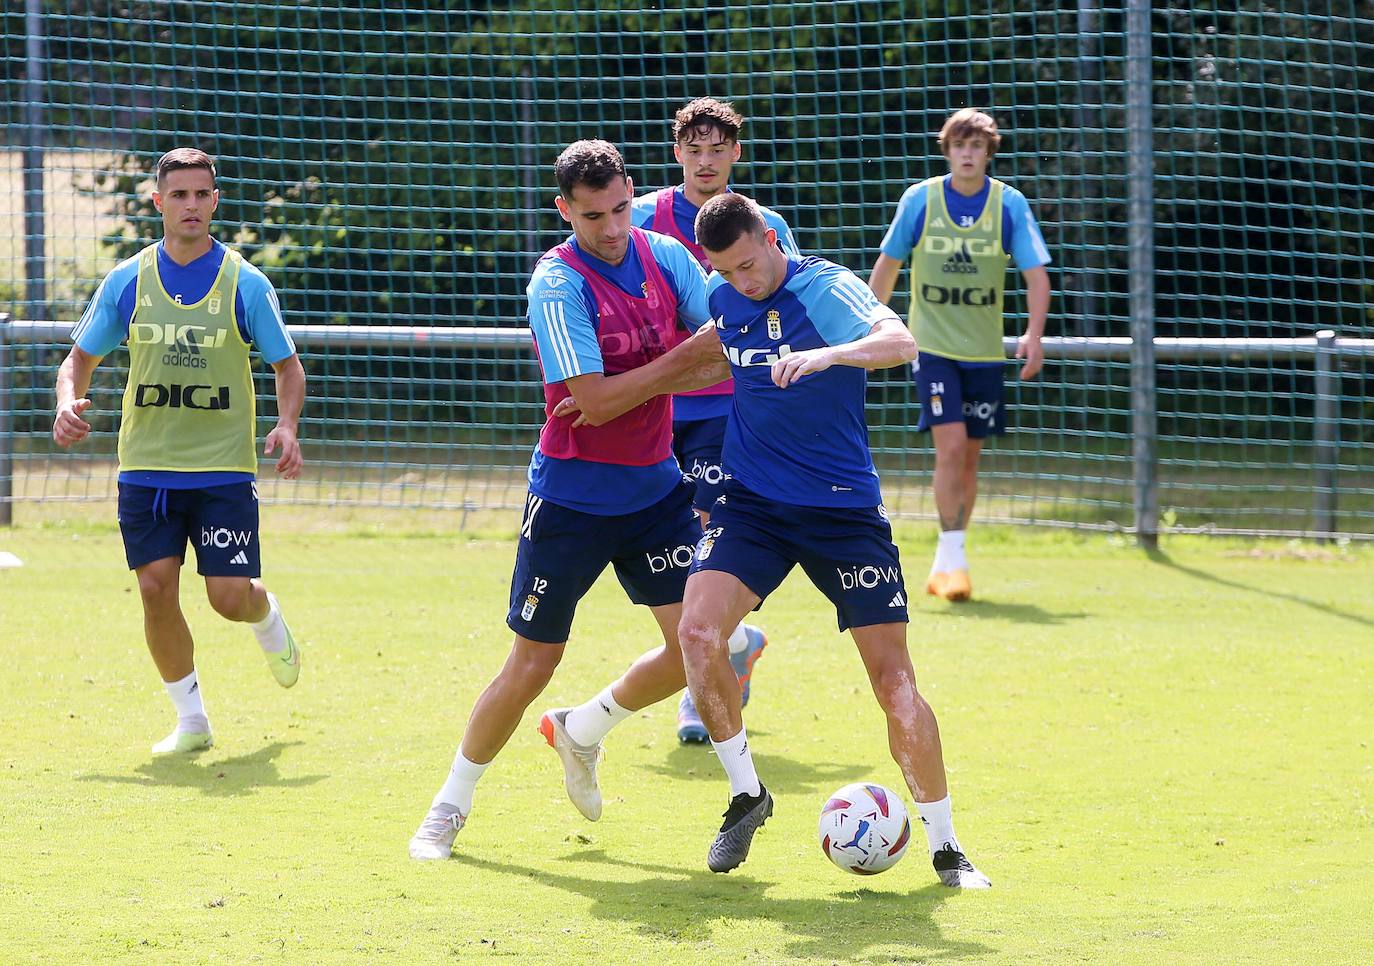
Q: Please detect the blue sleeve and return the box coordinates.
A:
[631,193,658,230]
[238,264,296,363]
[799,263,891,346]
[1003,189,1052,269]
[527,261,603,384]
[71,260,138,356]
[648,233,711,328]
[879,182,928,260]
[761,207,802,257]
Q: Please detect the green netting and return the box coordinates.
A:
[2,2,1372,535]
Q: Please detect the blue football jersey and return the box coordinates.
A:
[708,256,897,508]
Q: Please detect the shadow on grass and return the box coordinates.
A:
[75,740,326,797]
[637,748,870,795]
[455,848,992,963]
[926,598,1090,625]
[1146,548,1374,630]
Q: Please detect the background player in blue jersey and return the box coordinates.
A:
[632,97,799,743]
[674,193,990,888]
[53,148,305,755]
[410,141,733,860]
[868,108,1052,602]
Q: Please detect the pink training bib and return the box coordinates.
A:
[535,227,678,465]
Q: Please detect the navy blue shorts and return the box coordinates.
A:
[673,416,728,513]
[911,352,1006,437]
[690,481,909,632]
[508,477,701,644]
[117,481,261,576]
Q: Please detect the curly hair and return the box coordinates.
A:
[671,97,745,144]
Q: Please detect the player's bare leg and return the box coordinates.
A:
[850,622,989,888]
[136,557,212,753]
[411,636,564,858]
[928,422,977,601]
[205,576,300,687]
[679,569,773,872]
[463,636,565,763]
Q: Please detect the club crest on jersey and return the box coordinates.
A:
[766,309,782,341]
[521,595,539,621]
[207,291,222,315]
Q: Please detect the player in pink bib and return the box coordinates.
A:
[410,140,733,861]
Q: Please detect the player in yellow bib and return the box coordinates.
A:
[869,110,1052,601]
[54,149,307,754]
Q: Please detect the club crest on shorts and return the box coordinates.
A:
[767,309,782,341]
[931,394,944,417]
[521,595,539,621]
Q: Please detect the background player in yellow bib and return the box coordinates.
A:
[868,109,1052,601]
[53,148,306,754]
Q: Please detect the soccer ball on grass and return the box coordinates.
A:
[818,782,911,875]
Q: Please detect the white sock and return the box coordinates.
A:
[711,726,762,798]
[932,530,967,573]
[726,624,750,655]
[564,685,632,747]
[433,750,489,815]
[251,592,289,654]
[164,670,207,727]
[915,794,962,855]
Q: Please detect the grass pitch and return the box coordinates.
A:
[1,507,1371,964]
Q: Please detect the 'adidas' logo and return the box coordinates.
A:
[229,550,249,566]
[888,591,906,608]
[941,242,978,274]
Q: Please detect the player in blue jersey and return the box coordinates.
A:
[53,148,305,755]
[409,140,733,860]
[631,97,799,743]
[868,109,1052,602]
[675,193,991,887]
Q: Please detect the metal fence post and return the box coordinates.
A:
[24,0,49,322]
[1126,0,1158,549]
[1313,329,1338,540]
[0,314,12,526]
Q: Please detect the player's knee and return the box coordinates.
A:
[935,437,969,467]
[872,663,921,716]
[507,644,562,691]
[206,581,252,621]
[135,570,178,610]
[677,615,725,666]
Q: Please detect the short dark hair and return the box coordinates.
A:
[554,139,627,197]
[695,193,767,253]
[672,97,744,145]
[156,148,217,186]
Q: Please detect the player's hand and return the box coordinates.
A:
[1016,334,1044,380]
[53,398,93,447]
[265,424,303,480]
[772,348,834,388]
[552,395,593,427]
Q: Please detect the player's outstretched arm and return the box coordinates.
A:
[771,316,916,389]
[52,346,103,448]
[264,353,305,479]
[867,254,904,304]
[1016,266,1050,380]
[553,322,729,427]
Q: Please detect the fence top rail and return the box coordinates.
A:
[4,319,1373,359]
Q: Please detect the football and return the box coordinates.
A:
[818,782,912,875]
